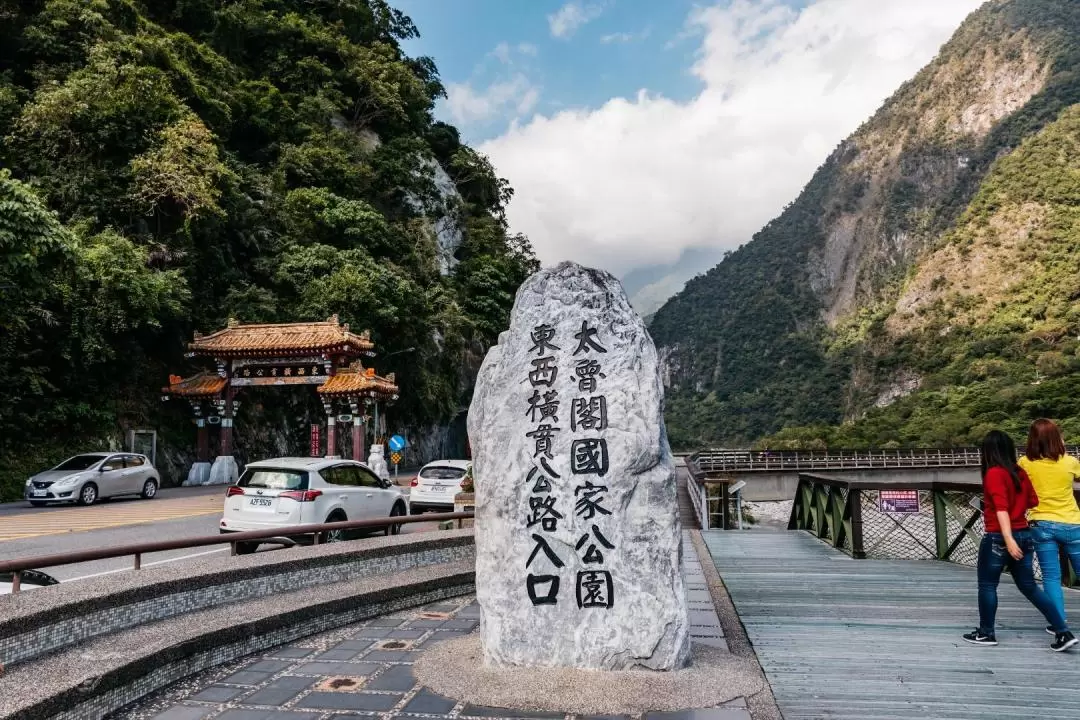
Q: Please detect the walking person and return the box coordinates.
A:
[963,430,1075,650]
[1021,418,1080,645]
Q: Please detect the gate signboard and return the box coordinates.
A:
[310,423,321,458]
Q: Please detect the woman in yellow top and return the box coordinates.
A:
[1020,418,1080,632]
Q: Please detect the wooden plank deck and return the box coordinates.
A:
[703,529,1080,720]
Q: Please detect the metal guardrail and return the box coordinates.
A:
[788,473,1078,585]
[693,448,983,473]
[0,511,474,594]
[692,446,1080,473]
[685,455,740,530]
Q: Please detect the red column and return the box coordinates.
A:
[327,415,336,457]
[352,417,363,460]
[220,385,235,456]
[196,418,209,462]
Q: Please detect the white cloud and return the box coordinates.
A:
[492,42,513,65]
[601,28,651,44]
[491,41,540,65]
[445,74,539,125]
[445,43,542,126]
[481,0,984,278]
[549,2,604,40]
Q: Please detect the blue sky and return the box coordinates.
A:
[394,0,765,142]
[391,0,982,312]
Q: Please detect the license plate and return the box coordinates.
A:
[30,490,46,497]
[431,486,445,493]
[248,497,273,509]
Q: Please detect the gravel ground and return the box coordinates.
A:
[741,501,792,529]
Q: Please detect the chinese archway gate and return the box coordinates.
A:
[162,316,399,485]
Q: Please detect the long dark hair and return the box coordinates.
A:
[981,430,1022,492]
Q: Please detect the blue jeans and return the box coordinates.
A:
[978,530,1067,635]
[1032,520,1080,631]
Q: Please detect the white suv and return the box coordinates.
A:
[220,457,408,554]
[409,460,471,514]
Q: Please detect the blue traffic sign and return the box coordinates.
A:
[389,434,406,452]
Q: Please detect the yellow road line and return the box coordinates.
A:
[0,496,224,542]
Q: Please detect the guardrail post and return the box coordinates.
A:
[696,479,709,531]
[134,553,142,571]
[849,489,865,558]
[12,570,21,594]
[932,490,949,560]
[721,482,731,530]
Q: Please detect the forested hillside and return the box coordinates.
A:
[0,0,537,498]
[651,0,1080,450]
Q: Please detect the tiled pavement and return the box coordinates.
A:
[113,533,750,720]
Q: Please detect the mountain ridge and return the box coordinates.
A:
[651,0,1080,449]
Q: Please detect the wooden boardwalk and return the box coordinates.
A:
[703,529,1080,720]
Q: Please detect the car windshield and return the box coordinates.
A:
[420,466,467,480]
[238,469,308,490]
[53,455,104,471]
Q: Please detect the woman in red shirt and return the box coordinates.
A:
[963,430,1076,650]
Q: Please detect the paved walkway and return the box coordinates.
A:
[704,529,1080,720]
[111,532,749,720]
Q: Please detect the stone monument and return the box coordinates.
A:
[467,261,690,671]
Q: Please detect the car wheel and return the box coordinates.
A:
[141,478,158,499]
[318,513,348,544]
[387,502,406,535]
[78,483,98,506]
[234,542,258,555]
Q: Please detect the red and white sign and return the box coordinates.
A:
[310,423,321,457]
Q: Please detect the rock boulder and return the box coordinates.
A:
[468,261,690,671]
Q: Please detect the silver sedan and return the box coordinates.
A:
[25,453,160,506]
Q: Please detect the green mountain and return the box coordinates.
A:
[650,0,1080,450]
[0,0,536,499]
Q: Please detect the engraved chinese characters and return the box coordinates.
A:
[522,320,614,609]
[468,261,691,671]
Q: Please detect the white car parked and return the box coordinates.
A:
[220,457,408,554]
[409,460,471,514]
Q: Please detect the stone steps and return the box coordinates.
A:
[0,561,475,720]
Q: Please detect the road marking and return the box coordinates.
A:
[0,495,224,542]
[62,548,229,582]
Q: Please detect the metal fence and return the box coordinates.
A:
[692,446,1080,474]
[788,473,1077,584]
[685,455,741,530]
[0,511,474,594]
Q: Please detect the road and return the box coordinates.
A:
[0,477,441,585]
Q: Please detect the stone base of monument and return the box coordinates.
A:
[207,455,239,485]
[183,461,211,487]
[414,635,764,716]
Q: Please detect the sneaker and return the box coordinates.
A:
[963,629,998,646]
[1052,631,1079,652]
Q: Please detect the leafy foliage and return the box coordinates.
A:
[0,0,535,499]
